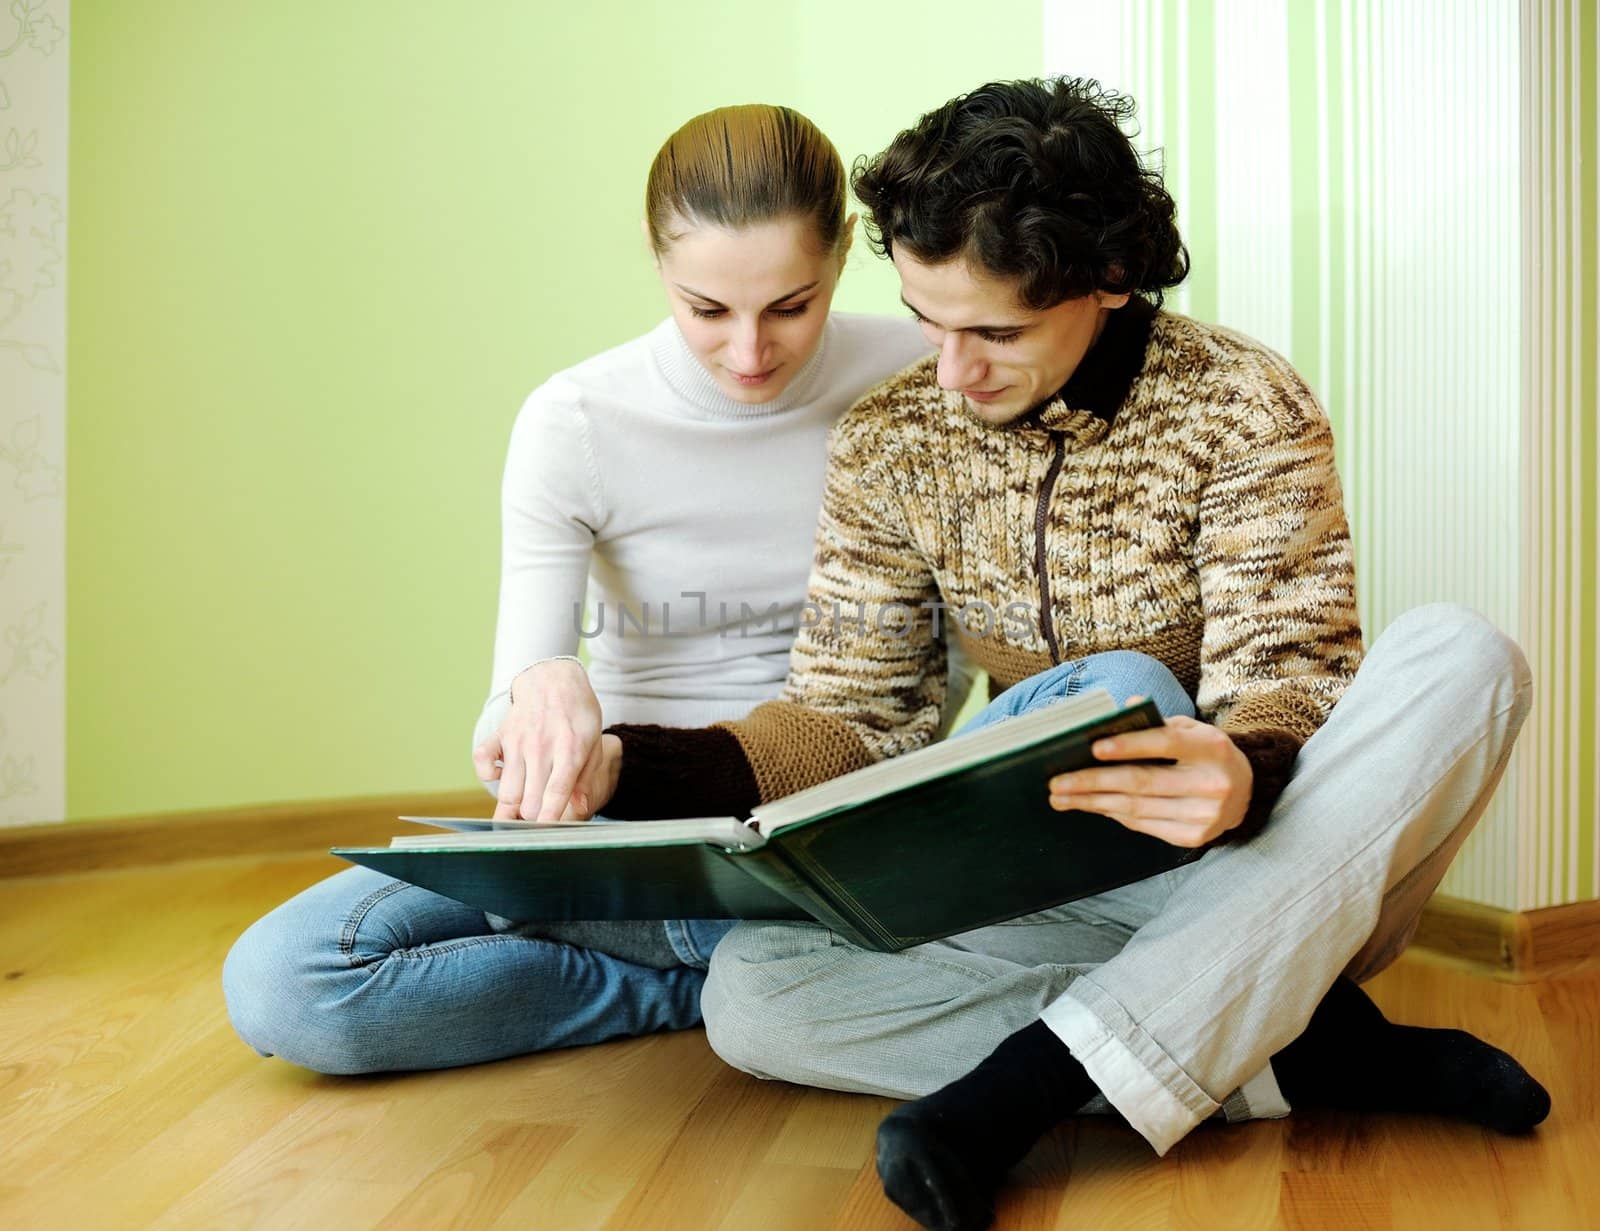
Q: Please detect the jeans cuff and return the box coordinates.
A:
[664,919,736,969]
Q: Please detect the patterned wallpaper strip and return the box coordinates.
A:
[1047,0,1600,910]
[0,0,67,826]
[1518,0,1598,909]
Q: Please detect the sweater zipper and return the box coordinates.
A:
[1033,436,1067,663]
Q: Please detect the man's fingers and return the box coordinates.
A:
[1052,791,1150,818]
[1057,799,1218,848]
[1088,727,1181,761]
[1088,715,1217,760]
[1074,764,1165,796]
[1051,763,1211,799]
[1052,791,1216,821]
[1107,814,1220,849]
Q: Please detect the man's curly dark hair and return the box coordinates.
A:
[851,77,1189,309]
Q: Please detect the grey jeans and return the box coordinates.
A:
[699,604,1532,1155]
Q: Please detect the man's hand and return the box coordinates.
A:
[1047,707,1253,848]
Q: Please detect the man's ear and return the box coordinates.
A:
[1097,289,1132,310]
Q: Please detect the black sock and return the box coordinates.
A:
[1273,977,1550,1134]
[874,979,1550,1231]
[875,1020,1095,1231]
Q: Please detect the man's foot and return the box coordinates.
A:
[1273,977,1551,1133]
[875,1020,1095,1231]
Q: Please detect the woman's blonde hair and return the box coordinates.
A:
[645,104,848,257]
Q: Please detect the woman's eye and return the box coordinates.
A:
[689,303,812,320]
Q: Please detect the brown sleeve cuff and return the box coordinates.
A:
[603,724,762,820]
[1223,726,1304,840]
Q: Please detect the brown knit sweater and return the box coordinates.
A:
[606,298,1365,832]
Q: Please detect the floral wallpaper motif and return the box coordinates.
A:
[0,0,64,822]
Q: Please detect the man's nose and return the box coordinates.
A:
[935,332,984,390]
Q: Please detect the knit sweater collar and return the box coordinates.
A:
[650,317,833,420]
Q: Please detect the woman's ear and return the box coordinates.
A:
[640,218,660,267]
[837,213,858,270]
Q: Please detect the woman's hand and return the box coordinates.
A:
[471,659,608,821]
[1047,702,1254,848]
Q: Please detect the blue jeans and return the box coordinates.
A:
[222,650,1191,1073]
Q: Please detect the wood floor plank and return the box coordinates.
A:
[713,1161,861,1231]
[987,1182,1071,1231]
[1535,973,1600,1121]
[1045,1120,1174,1229]
[829,1161,930,1231]
[378,1121,578,1230]
[145,1086,400,1230]
[3,1044,322,1229]
[219,1068,581,1231]
[2,854,1596,1230]
[1286,1106,1387,1173]
[763,1087,895,1171]
[1279,1170,1390,1231]
[482,1033,728,1230]
[598,1065,806,1231]
[1382,1118,1508,1231]
[0,859,329,1178]
[1170,1120,1284,1231]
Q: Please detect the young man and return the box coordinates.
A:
[576,79,1547,1231]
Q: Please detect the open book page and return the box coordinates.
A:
[396,816,574,834]
[397,816,658,834]
[387,816,762,851]
[749,688,1120,835]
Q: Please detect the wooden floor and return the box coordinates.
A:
[1,854,1594,1230]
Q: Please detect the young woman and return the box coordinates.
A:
[221,104,968,1074]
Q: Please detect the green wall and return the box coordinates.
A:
[66,1,1040,819]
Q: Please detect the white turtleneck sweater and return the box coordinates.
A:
[472,312,936,754]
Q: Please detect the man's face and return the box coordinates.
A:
[892,249,1130,426]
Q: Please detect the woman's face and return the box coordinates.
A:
[654,215,847,404]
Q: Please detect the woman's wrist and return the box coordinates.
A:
[508,655,585,706]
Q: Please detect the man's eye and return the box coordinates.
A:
[978,330,1022,345]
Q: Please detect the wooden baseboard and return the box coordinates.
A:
[1412,892,1600,981]
[0,790,489,879]
[7,801,1599,982]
